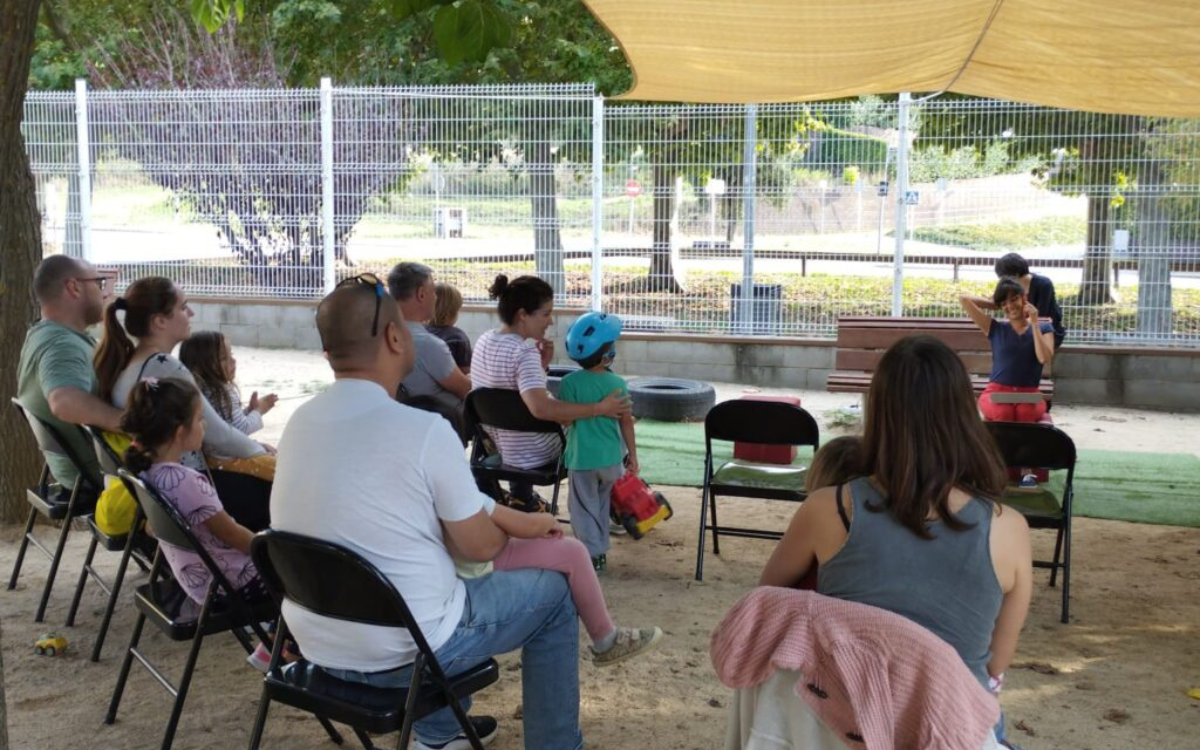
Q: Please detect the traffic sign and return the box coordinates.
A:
[904,190,920,206]
[625,179,642,198]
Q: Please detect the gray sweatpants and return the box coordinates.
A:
[567,464,624,558]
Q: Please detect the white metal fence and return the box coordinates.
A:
[23,82,1200,346]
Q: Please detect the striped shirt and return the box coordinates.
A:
[470,330,559,469]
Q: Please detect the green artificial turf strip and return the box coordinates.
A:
[634,420,1200,528]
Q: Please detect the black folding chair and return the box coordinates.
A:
[76,426,156,662]
[986,422,1077,624]
[106,470,277,750]
[247,529,500,750]
[465,388,567,514]
[696,399,820,581]
[8,398,101,622]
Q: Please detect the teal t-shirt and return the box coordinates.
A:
[558,368,628,471]
[16,320,101,490]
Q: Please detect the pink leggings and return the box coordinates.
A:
[492,536,615,643]
[978,382,1046,423]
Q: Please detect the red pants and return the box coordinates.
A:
[978,382,1046,423]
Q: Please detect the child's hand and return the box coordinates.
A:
[530,512,563,539]
[248,391,278,415]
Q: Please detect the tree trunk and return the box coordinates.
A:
[528,138,564,295]
[649,163,683,292]
[1,0,45,527]
[1079,193,1115,305]
[1135,159,1173,337]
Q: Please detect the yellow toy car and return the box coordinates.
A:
[35,633,67,657]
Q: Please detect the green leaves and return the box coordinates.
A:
[190,0,245,33]
[432,0,513,66]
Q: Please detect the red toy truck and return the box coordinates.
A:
[610,473,673,539]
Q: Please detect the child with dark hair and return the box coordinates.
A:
[121,376,275,671]
[179,330,277,435]
[805,436,863,494]
[963,252,1066,348]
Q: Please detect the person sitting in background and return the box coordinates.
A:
[388,263,472,441]
[179,330,277,436]
[759,336,1032,747]
[17,256,123,502]
[94,276,274,529]
[962,252,1065,348]
[427,281,473,375]
[961,277,1055,425]
[469,274,631,512]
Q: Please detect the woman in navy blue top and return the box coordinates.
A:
[961,277,1056,423]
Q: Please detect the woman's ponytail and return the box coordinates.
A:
[94,298,135,403]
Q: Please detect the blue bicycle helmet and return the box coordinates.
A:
[565,311,623,365]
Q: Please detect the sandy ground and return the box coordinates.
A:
[3,346,1200,750]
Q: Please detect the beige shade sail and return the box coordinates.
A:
[582,0,1200,116]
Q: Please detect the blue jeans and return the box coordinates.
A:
[323,569,583,750]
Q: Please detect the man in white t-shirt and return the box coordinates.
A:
[270,280,583,750]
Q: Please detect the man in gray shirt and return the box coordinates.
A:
[388,262,472,438]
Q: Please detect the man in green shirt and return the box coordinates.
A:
[16,255,123,496]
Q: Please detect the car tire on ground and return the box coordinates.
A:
[547,363,582,397]
[627,377,716,422]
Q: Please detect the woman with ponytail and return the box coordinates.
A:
[97,276,273,528]
[121,376,277,670]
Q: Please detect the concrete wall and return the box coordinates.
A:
[191,299,1200,411]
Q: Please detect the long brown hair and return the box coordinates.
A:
[120,377,201,473]
[861,335,1007,539]
[806,436,863,493]
[179,330,234,421]
[94,277,179,402]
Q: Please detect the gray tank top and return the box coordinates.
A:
[818,477,1003,687]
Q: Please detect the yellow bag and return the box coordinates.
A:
[95,432,137,536]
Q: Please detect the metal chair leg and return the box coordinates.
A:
[709,491,722,556]
[93,530,140,662]
[1060,520,1072,624]
[161,610,211,750]
[66,533,100,627]
[7,506,38,590]
[1048,526,1065,588]
[35,499,79,623]
[695,484,711,581]
[106,612,147,724]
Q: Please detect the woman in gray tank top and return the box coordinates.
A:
[760,335,1034,694]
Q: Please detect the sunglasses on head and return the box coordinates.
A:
[316,273,387,350]
[339,273,386,337]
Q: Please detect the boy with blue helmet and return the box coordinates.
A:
[560,312,637,571]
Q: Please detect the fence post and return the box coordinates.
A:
[891,92,911,317]
[74,79,93,263]
[591,95,605,312]
[738,103,758,334]
[320,77,336,295]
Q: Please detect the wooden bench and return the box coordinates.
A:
[826,316,1054,399]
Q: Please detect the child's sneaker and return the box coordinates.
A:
[609,519,627,536]
[1018,473,1038,488]
[246,643,271,673]
[591,554,607,572]
[591,626,663,667]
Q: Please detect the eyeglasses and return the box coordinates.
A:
[75,277,107,291]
